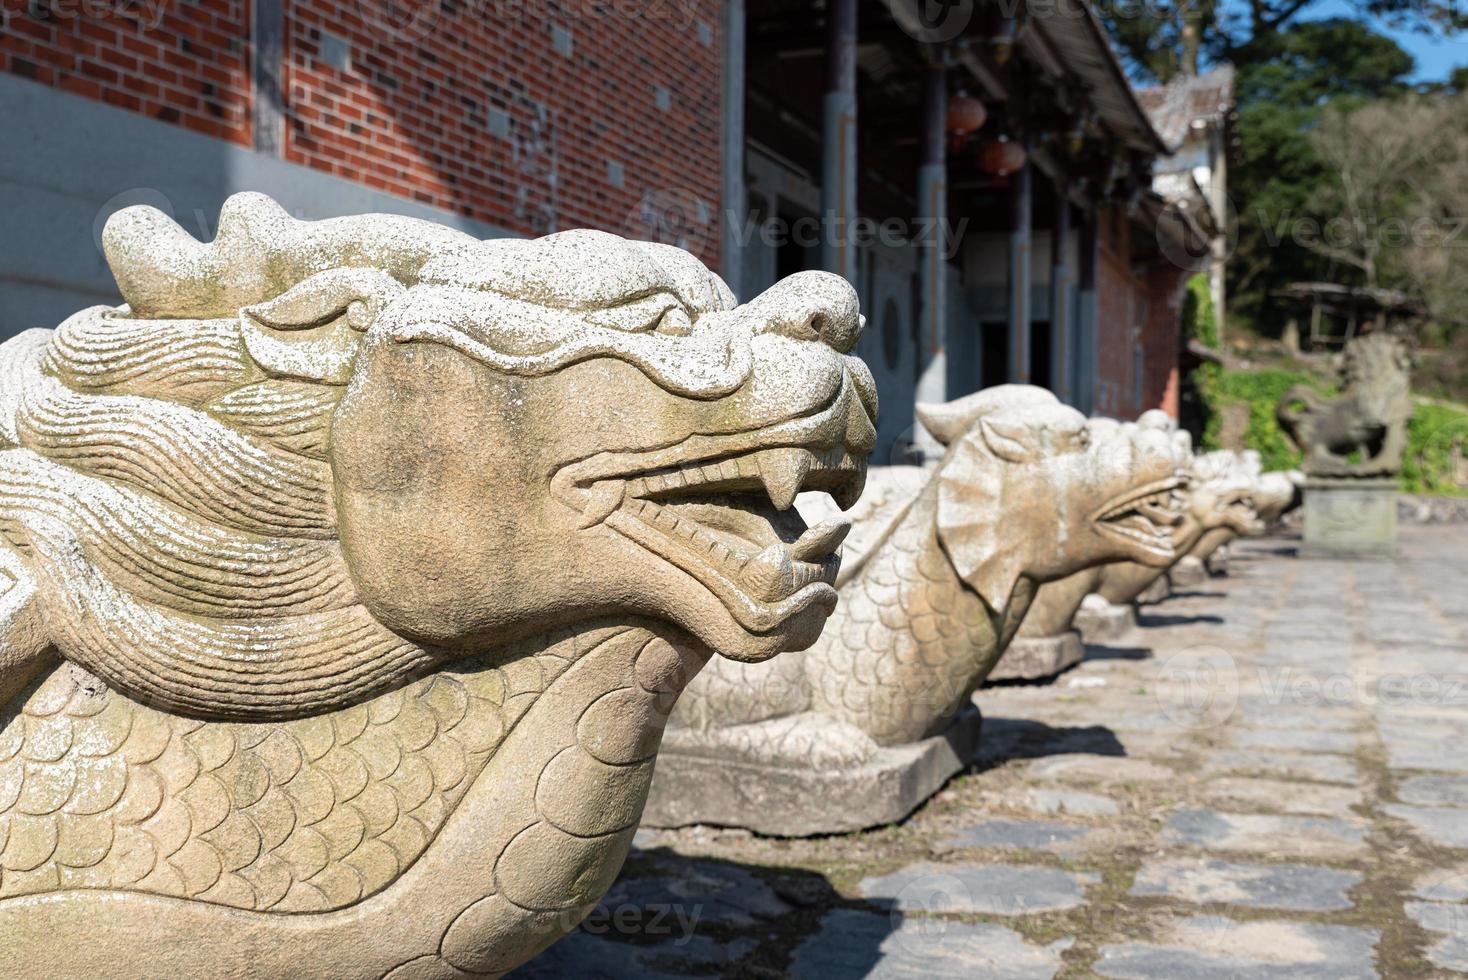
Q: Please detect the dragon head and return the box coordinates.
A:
[333,236,875,664]
[916,386,1185,611]
[0,194,874,720]
[1187,450,1266,537]
[1253,469,1304,523]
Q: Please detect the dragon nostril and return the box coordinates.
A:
[811,308,862,354]
[753,271,862,353]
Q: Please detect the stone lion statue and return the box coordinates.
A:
[0,194,874,976]
[645,386,1185,832]
[1277,333,1412,477]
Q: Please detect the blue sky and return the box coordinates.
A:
[1294,0,1466,82]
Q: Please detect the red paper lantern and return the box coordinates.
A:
[978,136,1027,176]
[946,94,988,136]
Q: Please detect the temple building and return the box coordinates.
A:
[0,0,1222,452]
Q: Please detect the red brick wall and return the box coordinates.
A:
[283,5,722,263]
[1094,207,1186,420]
[1,0,251,142]
[1,2,723,265]
[1140,261,1187,418]
[1095,240,1139,418]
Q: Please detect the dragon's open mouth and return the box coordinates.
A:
[555,443,866,632]
[1223,495,1264,535]
[1092,477,1187,562]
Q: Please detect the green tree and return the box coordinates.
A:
[1104,0,1462,82]
[1226,20,1415,336]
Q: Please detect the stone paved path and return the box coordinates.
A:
[511,525,1468,978]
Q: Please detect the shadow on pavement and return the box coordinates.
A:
[1138,612,1225,627]
[509,847,894,979]
[970,717,1127,772]
[1081,643,1152,662]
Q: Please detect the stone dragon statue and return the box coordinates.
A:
[1093,447,1266,606]
[1001,413,1191,674]
[1277,332,1412,477]
[1021,437,1263,646]
[656,386,1185,785]
[1176,451,1302,579]
[0,194,874,977]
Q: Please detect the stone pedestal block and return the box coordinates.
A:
[1137,574,1173,604]
[1301,477,1398,559]
[1168,556,1207,589]
[643,706,984,836]
[1075,599,1136,643]
[990,630,1084,681]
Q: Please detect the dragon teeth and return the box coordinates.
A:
[755,448,811,511]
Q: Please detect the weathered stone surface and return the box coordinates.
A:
[1234,701,1360,731]
[1027,754,1177,784]
[1075,598,1139,643]
[652,393,1190,832]
[990,631,1086,681]
[938,819,1094,853]
[1300,478,1400,559]
[859,861,1095,915]
[1129,858,1361,911]
[1201,777,1362,817]
[1415,867,1468,902]
[1385,804,1468,849]
[0,194,878,976]
[1205,750,1362,786]
[1096,916,1379,979]
[1405,902,1468,973]
[1232,727,1357,754]
[791,909,1066,979]
[642,707,983,836]
[1137,573,1173,603]
[1162,810,1367,857]
[1168,556,1208,589]
[597,857,791,928]
[1399,775,1468,807]
[1021,788,1121,816]
[513,931,756,979]
[1381,737,1468,773]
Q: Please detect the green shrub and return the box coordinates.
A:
[1200,367,1329,472]
[1199,364,1468,496]
[1402,400,1468,497]
[1182,274,1219,349]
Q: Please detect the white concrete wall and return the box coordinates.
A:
[0,74,511,336]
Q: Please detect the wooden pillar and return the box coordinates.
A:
[914,58,948,460]
[821,0,858,285]
[1076,208,1100,414]
[720,0,746,296]
[1007,143,1032,382]
[251,0,284,155]
[1050,190,1072,403]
